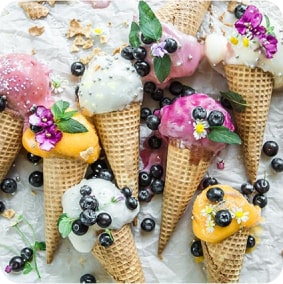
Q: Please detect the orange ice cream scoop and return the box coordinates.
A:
[192,185,261,243]
[22,100,100,163]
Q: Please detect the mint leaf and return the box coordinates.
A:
[220,91,248,112]
[208,126,242,144]
[57,213,73,238]
[61,110,78,120]
[51,100,70,120]
[129,22,141,47]
[153,54,171,83]
[138,1,162,41]
[57,118,88,133]
[34,241,46,251]
[23,262,33,275]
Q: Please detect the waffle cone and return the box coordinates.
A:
[43,156,88,264]
[93,102,141,198]
[158,139,213,256]
[201,228,249,283]
[224,64,273,184]
[155,0,211,36]
[92,224,145,283]
[19,1,49,20]
[0,110,24,183]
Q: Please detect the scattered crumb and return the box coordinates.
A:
[28,25,45,36]
[79,47,102,65]
[227,1,238,13]
[99,35,108,44]
[112,43,127,55]
[19,1,49,20]
[83,39,93,49]
[1,209,16,219]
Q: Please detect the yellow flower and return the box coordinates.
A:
[230,36,239,45]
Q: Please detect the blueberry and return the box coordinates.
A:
[134,60,150,77]
[30,124,42,133]
[132,46,147,60]
[140,107,152,120]
[28,171,43,187]
[80,185,92,196]
[150,164,163,179]
[72,219,89,235]
[150,179,164,194]
[96,212,112,228]
[215,210,232,227]
[121,187,132,198]
[0,200,6,213]
[20,247,33,262]
[9,256,25,272]
[159,97,172,108]
[141,218,155,232]
[1,178,17,194]
[206,187,224,202]
[79,195,99,211]
[0,95,7,111]
[98,232,113,247]
[246,235,256,248]
[80,273,96,283]
[271,157,283,172]
[26,152,41,164]
[125,196,138,210]
[207,110,225,126]
[180,85,195,96]
[139,171,151,187]
[141,34,155,44]
[169,81,183,96]
[164,38,178,53]
[98,169,114,181]
[240,182,254,195]
[120,46,134,60]
[71,62,85,76]
[90,159,108,176]
[138,188,152,202]
[234,4,247,19]
[253,194,268,208]
[80,209,97,226]
[190,240,203,257]
[192,106,207,120]
[201,176,219,189]
[254,179,270,194]
[151,88,164,101]
[148,135,162,149]
[146,114,160,130]
[262,141,279,157]
[143,81,156,94]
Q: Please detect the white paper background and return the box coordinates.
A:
[0,0,282,283]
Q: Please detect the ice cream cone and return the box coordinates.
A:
[43,156,88,264]
[0,109,24,183]
[92,224,145,283]
[201,227,249,283]
[155,0,211,36]
[19,1,49,20]
[158,139,213,256]
[93,102,141,198]
[224,64,273,184]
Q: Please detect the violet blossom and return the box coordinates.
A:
[151,41,168,58]
[5,265,12,273]
[259,33,278,58]
[29,106,54,128]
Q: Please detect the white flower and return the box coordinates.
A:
[193,119,209,140]
[231,207,249,224]
[206,217,215,233]
[50,75,68,94]
[201,204,215,217]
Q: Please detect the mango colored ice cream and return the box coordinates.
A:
[192,185,261,243]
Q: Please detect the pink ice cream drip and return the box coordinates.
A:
[0,53,52,118]
[142,22,204,88]
[158,93,235,154]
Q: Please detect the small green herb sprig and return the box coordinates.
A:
[208,126,242,144]
[220,91,248,113]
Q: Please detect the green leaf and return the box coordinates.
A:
[23,262,33,275]
[220,91,248,112]
[138,1,162,41]
[129,22,141,47]
[57,118,88,133]
[208,126,242,145]
[105,229,114,241]
[61,110,78,120]
[34,241,46,251]
[57,213,73,238]
[153,54,172,83]
[51,100,70,120]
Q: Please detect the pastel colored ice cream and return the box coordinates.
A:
[0,53,52,117]
[78,54,143,115]
[192,184,261,243]
[61,178,140,252]
[157,93,237,154]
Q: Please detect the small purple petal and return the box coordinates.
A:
[29,105,54,127]
[5,265,12,273]
[35,124,62,151]
[259,33,278,58]
[151,41,168,58]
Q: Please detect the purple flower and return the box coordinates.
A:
[29,106,54,128]
[151,41,168,58]
[35,124,63,151]
[5,265,12,273]
[259,33,278,58]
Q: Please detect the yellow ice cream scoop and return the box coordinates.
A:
[192,184,261,243]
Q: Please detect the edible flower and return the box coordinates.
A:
[29,106,54,128]
[259,33,278,58]
[231,207,249,224]
[151,41,168,58]
[205,218,215,233]
[193,120,209,140]
[50,75,68,94]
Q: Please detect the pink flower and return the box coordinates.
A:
[29,106,54,128]
[259,33,278,58]
[5,265,12,273]
[151,41,168,58]
[35,124,62,151]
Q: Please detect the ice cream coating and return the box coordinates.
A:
[0,53,52,117]
[158,93,235,153]
[192,185,261,243]
[22,111,100,163]
[62,178,140,253]
[78,54,143,115]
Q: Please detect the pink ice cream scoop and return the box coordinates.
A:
[0,53,52,118]
[157,93,236,154]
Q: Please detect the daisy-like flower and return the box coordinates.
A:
[201,204,216,217]
[231,207,249,224]
[206,217,215,233]
[151,41,168,58]
[51,76,69,94]
[29,106,54,128]
[193,119,209,140]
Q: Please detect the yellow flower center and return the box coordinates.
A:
[230,36,239,45]
[205,206,214,215]
[235,211,244,218]
[243,37,249,47]
[195,123,205,134]
[94,28,103,35]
